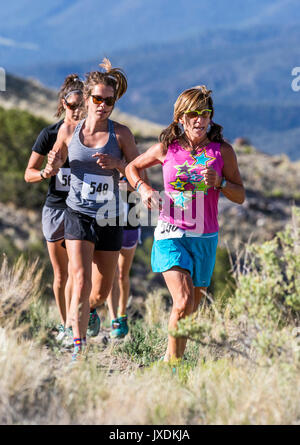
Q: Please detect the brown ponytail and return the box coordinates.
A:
[84,57,127,101]
[55,74,84,118]
[207,121,224,143]
[159,121,182,149]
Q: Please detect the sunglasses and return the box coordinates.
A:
[64,99,83,111]
[90,95,115,106]
[184,109,212,119]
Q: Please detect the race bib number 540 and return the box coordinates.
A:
[154,219,185,240]
[81,174,114,201]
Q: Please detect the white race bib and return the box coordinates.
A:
[81,174,114,201]
[55,168,71,191]
[154,219,185,240]
[154,219,209,239]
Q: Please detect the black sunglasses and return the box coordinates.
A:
[64,99,83,110]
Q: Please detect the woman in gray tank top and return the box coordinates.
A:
[47,58,140,361]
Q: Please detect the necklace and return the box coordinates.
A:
[182,134,210,156]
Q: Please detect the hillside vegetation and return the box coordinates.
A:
[0,95,299,425]
[0,208,299,424]
[0,104,299,299]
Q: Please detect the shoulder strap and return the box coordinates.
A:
[74,119,85,136]
[108,119,117,140]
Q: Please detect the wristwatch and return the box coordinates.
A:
[216,177,227,190]
[40,169,46,180]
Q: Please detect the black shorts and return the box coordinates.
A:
[64,206,123,251]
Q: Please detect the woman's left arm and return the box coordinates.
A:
[219,142,245,204]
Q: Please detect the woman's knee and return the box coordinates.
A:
[118,270,129,285]
[172,295,194,319]
[73,268,92,291]
[52,267,69,289]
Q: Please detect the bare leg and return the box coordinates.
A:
[107,244,137,321]
[64,260,73,328]
[107,267,120,321]
[118,245,137,316]
[89,250,120,310]
[172,286,208,358]
[162,267,195,360]
[46,240,69,325]
[193,287,207,312]
[66,240,94,339]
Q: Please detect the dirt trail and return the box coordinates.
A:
[51,327,140,375]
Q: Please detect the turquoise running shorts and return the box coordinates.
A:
[151,232,218,287]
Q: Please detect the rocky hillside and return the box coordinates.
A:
[0,74,299,257]
[1,136,298,260]
[0,73,163,138]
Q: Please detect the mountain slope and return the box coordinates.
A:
[0,73,163,137]
[0,75,299,255]
[14,24,300,159]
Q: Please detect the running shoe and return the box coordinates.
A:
[110,315,129,339]
[62,327,74,348]
[55,324,65,342]
[71,347,83,364]
[86,309,100,337]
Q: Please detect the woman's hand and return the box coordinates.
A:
[43,163,59,178]
[47,149,64,170]
[139,183,161,210]
[92,153,123,170]
[201,166,221,188]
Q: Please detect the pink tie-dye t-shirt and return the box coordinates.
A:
[159,140,224,234]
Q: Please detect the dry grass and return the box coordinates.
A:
[0,254,299,425]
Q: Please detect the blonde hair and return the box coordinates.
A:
[159,85,223,148]
[55,74,84,118]
[84,57,127,101]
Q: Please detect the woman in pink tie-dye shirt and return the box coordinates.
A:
[126,85,245,362]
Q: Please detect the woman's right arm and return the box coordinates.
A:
[125,142,165,209]
[24,152,47,183]
[46,124,70,172]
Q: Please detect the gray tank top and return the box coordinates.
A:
[66,119,122,219]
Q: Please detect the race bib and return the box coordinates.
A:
[81,174,114,201]
[55,168,71,191]
[154,219,185,240]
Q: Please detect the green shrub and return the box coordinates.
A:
[209,247,235,304]
[230,206,300,323]
[0,106,49,208]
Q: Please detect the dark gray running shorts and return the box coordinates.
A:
[64,206,123,251]
[42,205,65,242]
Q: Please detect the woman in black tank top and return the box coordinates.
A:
[46,58,141,362]
[24,74,84,342]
